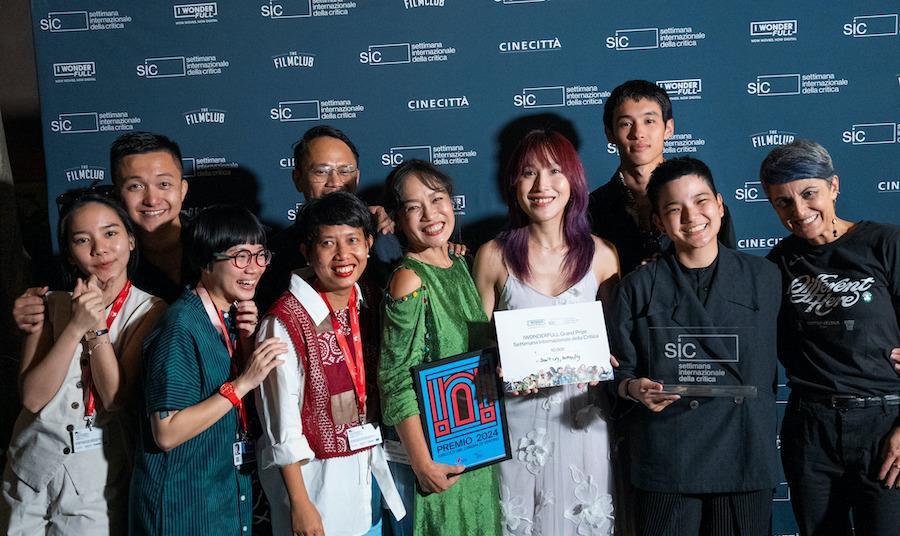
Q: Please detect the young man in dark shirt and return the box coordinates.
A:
[589,80,735,275]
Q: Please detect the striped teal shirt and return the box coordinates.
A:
[129,290,252,535]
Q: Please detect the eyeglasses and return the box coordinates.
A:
[213,249,274,269]
[55,179,117,216]
[308,165,358,184]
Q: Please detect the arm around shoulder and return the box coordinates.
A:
[472,240,505,319]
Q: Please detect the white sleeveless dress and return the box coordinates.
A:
[497,270,614,536]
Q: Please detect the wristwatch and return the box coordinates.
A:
[218,382,242,406]
[84,328,109,341]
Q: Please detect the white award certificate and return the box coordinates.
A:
[494,301,612,392]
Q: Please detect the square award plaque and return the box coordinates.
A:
[411,348,511,472]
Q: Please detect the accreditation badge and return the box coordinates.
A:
[347,423,383,451]
[71,427,104,452]
[233,439,256,467]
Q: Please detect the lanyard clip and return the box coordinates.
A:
[84,414,95,430]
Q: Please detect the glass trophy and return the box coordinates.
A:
[649,327,757,398]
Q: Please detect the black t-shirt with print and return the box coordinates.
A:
[767,221,900,397]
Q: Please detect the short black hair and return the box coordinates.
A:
[57,192,137,283]
[383,159,454,218]
[296,191,375,247]
[603,80,673,132]
[292,125,360,172]
[647,157,718,214]
[109,132,183,186]
[183,205,267,283]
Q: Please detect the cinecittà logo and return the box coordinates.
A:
[737,236,782,250]
[877,179,899,193]
[39,10,132,32]
[183,108,226,126]
[53,61,96,83]
[498,37,561,54]
[407,96,469,111]
[64,164,105,182]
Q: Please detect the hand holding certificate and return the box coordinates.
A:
[494,301,613,392]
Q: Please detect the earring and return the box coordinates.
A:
[832,217,838,238]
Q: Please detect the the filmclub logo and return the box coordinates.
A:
[53,61,96,82]
[273,51,315,69]
[404,0,444,7]
[737,236,782,250]
[606,26,705,50]
[749,19,798,42]
[64,164,105,182]
[842,122,899,145]
[183,108,226,126]
[50,112,99,134]
[734,181,767,203]
[655,78,702,100]
[747,74,801,96]
[843,13,898,37]
[750,129,796,148]
[174,3,218,19]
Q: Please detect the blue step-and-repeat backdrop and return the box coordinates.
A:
[31,1,900,533]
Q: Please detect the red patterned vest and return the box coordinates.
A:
[268,292,372,459]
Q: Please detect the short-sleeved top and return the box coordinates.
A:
[767,220,900,397]
[129,290,252,535]
[379,255,501,536]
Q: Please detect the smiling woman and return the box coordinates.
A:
[2,192,165,535]
[129,205,287,535]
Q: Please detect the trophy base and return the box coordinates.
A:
[659,385,758,398]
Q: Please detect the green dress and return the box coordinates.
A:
[380,255,502,536]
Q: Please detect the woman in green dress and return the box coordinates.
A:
[129,205,287,535]
[379,160,502,535]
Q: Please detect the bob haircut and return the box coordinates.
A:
[292,125,360,172]
[296,191,375,247]
[497,129,593,288]
[383,159,454,218]
[759,139,835,186]
[647,157,718,215]
[109,131,183,186]
[183,205,267,283]
[57,192,138,284]
[602,80,673,132]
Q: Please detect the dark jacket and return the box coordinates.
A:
[612,245,780,493]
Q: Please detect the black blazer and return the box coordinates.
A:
[612,245,781,493]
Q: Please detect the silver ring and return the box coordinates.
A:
[895,463,900,470]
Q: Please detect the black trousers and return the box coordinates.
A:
[635,488,772,536]
[781,394,900,536]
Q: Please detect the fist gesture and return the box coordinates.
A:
[71,276,106,335]
[234,300,259,342]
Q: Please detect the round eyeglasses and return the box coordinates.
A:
[212,249,274,269]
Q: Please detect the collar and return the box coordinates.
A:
[287,270,363,325]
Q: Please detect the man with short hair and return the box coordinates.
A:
[257,125,403,311]
[12,132,190,332]
[589,80,735,275]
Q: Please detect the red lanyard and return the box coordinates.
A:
[83,280,131,424]
[195,285,250,435]
[318,285,367,419]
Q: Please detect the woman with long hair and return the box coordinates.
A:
[2,192,165,534]
[473,130,620,535]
